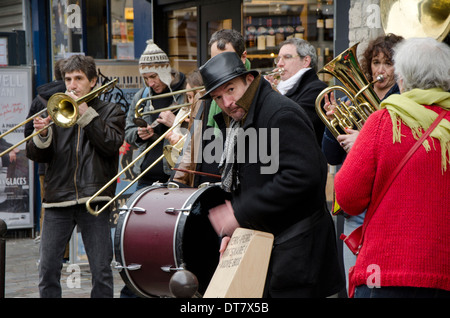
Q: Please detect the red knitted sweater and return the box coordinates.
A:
[335,106,450,295]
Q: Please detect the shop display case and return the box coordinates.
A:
[243,0,334,83]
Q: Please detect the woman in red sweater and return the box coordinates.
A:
[334,37,450,298]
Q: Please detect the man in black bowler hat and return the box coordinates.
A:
[200,52,344,298]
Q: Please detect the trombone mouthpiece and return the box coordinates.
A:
[376,75,384,82]
[265,68,285,77]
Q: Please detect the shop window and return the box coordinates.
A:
[206,19,233,56]
[51,0,83,61]
[167,7,198,75]
[111,0,135,60]
[243,0,334,83]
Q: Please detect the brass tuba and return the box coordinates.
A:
[314,43,382,139]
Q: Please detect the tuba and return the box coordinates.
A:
[315,43,382,139]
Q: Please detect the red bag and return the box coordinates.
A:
[340,225,362,256]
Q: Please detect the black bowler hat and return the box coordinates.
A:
[199,52,259,99]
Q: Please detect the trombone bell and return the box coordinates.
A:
[0,79,117,158]
[47,93,79,128]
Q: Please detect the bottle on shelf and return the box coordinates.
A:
[246,16,256,48]
[266,18,276,47]
[275,17,284,46]
[316,2,324,29]
[294,16,305,39]
[323,1,334,41]
[257,18,267,50]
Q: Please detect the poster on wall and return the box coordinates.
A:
[0,67,34,229]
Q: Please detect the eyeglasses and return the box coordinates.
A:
[274,54,300,64]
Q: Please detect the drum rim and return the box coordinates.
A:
[116,184,163,298]
[115,184,222,298]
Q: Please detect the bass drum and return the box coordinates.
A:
[114,184,227,298]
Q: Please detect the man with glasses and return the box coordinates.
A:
[266,38,327,145]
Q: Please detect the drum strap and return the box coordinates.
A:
[273,207,325,246]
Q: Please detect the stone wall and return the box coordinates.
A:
[349,0,385,58]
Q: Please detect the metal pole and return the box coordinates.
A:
[0,218,7,298]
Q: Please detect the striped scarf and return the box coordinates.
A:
[219,119,241,192]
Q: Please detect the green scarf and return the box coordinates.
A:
[380,88,450,173]
[207,58,252,134]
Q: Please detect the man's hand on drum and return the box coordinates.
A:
[208,200,240,258]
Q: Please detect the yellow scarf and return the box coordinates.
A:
[380,88,450,173]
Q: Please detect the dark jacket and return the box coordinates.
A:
[219,77,344,297]
[26,98,125,207]
[284,68,328,146]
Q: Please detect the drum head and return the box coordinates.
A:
[114,184,227,298]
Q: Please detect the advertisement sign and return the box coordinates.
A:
[0,67,34,229]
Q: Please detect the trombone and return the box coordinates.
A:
[133,86,203,127]
[86,110,190,216]
[0,79,118,157]
[263,68,285,77]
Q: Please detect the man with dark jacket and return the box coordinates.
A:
[200,52,344,297]
[26,54,125,298]
[266,38,327,146]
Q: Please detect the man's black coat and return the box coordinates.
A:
[216,77,344,297]
[284,68,328,146]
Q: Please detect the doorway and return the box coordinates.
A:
[199,0,242,64]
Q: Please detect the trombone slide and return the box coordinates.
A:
[86,111,191,216]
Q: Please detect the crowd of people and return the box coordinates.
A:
[19,26,450,299]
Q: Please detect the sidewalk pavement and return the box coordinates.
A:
[3,237,124,298]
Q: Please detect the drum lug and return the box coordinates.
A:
[119,206,146,214]
[165,206,191,215]
[112,261,142,271]
[160,265,185,272]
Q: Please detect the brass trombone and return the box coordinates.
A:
[86,110,190,216]
[315,43,382,139]
[0,79,118,157]
[263,68,285,77]
[133,86,204,127]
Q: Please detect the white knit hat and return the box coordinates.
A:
[139,39,172,88]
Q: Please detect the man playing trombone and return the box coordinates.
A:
[124,40,186,189]
[26,54,125,298]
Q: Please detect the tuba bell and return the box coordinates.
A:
[315,43,382,139]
